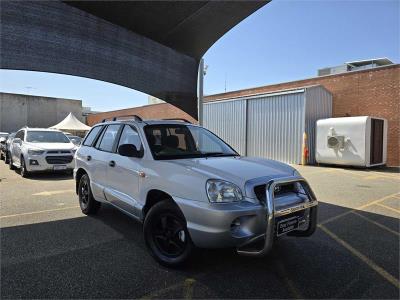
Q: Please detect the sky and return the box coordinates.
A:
[0,0,398,112]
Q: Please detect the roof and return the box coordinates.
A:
[50,113,92,131]
[65,1,268,59]
[345,58,393,67]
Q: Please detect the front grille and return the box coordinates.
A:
[47,150,71,154]
[45,155,73,164]
[254,182,298,202]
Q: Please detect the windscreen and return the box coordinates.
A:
[144,124,238,160]
[26,131,71,143]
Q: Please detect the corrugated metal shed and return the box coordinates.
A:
[203,85,332,164]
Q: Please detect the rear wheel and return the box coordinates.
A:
[20,156,30,178]
[78,174,101,215]
[144,200,193,267]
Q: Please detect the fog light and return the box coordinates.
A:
[30,159,39,165]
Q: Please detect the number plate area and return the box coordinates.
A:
[53,165,67,170]
[276,216,299,236]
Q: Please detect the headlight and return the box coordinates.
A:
[28,149,45,155]
[206,179,243,203]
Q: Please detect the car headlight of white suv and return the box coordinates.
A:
[206,179,243,203]
[27,149,45,155]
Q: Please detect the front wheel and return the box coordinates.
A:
[143,200,194,267]
[78,174,101,215]
[20,157,30,178]
[9,155,14,170]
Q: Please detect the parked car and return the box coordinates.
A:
[9,127,77,177]
[1,133,15,163]
[68,135,82,146]
[0,132,9,160]
[74,117,318,267]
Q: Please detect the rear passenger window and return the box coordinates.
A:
[118,125,142,151]
[98,125,120,152]
[83,126,102,146]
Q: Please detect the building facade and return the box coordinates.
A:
[85,64,399,166]
[86,103,197,126]
[0,93,84,133]
[205,64,399,166]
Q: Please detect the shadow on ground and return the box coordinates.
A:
[1,202,399,299]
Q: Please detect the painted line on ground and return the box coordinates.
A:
[320,192,400,225]
[376,203,400,214]
[319,224,400,289]
[32,189,75,196]
[275,260,303,299]
[183,278,196,299]
[351,211,400,237]
[0,206,80,219]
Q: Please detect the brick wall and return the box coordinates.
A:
[86,103,197,126]
[205,65,400,167]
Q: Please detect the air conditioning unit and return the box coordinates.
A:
[327,135,345,149]
[316,116,387,167]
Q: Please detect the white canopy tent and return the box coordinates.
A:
[50,112,91,136]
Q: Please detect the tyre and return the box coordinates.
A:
[20,156,30,178]
[9,155,14,170]
[78,174,101,215]
[143,200,194,267]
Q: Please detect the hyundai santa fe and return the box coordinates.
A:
[74,116,318,266]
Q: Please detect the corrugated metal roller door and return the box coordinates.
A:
[203,100,246,154]
[247,93,305,164]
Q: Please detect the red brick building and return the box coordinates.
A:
[87,64,399,166]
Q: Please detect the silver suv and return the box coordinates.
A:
[9,127,77,177]
[74,117,318,266]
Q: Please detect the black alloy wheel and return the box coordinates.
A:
[20,157,29,178]
[144,200,193,267]
[78,174,101,215]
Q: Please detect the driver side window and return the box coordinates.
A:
[118,125,142,151]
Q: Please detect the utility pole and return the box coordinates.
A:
[198,58,207,126]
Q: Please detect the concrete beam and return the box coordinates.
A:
[0,1,198,117]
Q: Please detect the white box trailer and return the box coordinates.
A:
[316,116,387,167]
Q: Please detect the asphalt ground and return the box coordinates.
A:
[1,161,399,299]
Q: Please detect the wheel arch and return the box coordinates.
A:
[143,189,182,220]
[75,168,88,194]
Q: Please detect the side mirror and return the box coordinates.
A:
[118,144,140,158]
[13,138,21,145]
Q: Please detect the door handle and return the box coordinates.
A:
[109,160,116,167]
[86,155,92,161]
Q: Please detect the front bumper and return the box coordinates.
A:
[174,176,318,256]
[25,155,74,172]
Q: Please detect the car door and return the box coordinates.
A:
[104,124,143,218]
[89,124,121,201]
[12,130,24,165]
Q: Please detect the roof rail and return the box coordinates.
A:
[162,118,192,124]
[102,115,143,123]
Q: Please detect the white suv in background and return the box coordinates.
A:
[9,127,77,177]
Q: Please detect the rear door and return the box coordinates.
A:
[104,124,143,217]
[90,124,121,200]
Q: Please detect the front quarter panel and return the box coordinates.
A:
[140,160,210,205]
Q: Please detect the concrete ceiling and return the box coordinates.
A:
[65,1,268,59]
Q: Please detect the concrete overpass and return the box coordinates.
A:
[0,1,269,118]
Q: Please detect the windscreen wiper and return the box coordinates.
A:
[202,152,238,157]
